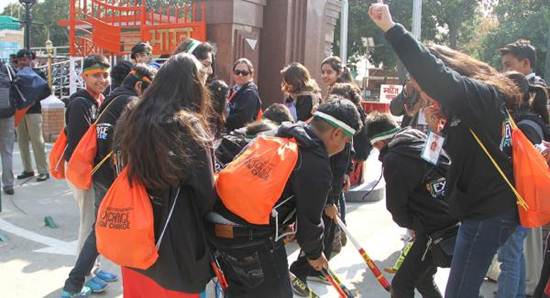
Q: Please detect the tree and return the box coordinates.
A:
[336,0,482,74]
[477,0,550,78]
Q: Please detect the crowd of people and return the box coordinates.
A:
[1,2,549,298]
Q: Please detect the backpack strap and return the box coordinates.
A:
[469,128,528,210]
[94,94,125,124]
[156,187,181,249]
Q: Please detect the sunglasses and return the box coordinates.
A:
[234,69,250,76]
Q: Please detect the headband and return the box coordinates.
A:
[186,39,201,54]
[369,127,400,145]
[314,111,356,137]
[129,70,152,83]
[82,64,110,76]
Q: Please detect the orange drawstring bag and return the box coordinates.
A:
[471,113,550,228]
[216,136,299,225]
[97,167,180,269]
[66,124,97,189]
[49,128,68,179]
[511,124,550,227]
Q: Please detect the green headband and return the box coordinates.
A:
[314,111,356,137]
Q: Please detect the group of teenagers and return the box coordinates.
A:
[57,3,550,298]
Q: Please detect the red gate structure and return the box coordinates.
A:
[58,0,206,57]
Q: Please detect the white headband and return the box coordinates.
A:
[313,111,356,136]
[186,39,201,55]
[369,127,400,145]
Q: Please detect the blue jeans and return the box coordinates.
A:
[497,226,528,298]
[445,208,519,298]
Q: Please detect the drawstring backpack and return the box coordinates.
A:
[471,111,550,228]
[49,127,68,179]
[96,166,181,269]
[66,98,118,190]
[216,136,298,229]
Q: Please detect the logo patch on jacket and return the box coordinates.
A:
[426,177,446,199]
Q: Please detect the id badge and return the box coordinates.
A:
[421,132,445,165]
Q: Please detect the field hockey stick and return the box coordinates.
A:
[325,267,355,297]
[335,216,392,292]
[321,268,348,298]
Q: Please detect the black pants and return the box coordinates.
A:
[391,232,442,298]
[289,214,338,282]
[212,235,292,298]
[63,182,109,292]
[534,234,550,298]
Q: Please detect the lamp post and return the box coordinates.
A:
[19,0,37,50]
[45,39,53,89]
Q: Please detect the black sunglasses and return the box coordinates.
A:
[234,69,250,76]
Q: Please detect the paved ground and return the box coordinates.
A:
[0,145,498,297]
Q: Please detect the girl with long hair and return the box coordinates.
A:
[281,62,322,121]
[114,53,216,297]
[369,4,522,297]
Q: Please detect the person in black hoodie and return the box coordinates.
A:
[226,58,262,130]
[368,3,523,297]
[209,97,362,298]
[60,64,156,297]
[367,112,456,298]
[113,53,216,296]
[62,55,111,297]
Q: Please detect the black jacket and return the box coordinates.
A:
[135,144,217,293]
[386,24,517,220]
[214,122,332,259]
[93,85,138,187]
[226,82,262,131]
[285,91,321,122]
[64,89,99,161]
[327,143,353,205]
[353,107,371,161]
[380,128,456,233]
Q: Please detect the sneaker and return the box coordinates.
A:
[60,286,92,297]
[290,272,316,297]
[94,269,119,282]
[307,274,331,285]
[36,173,49,182]
[84,276,108,293]
[3,188,14,195]
[17,171,34,179]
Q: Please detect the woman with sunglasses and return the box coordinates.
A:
[226,58,262,131]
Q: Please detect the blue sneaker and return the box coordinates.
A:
[94,269,119,282]
[60,286,92,297]
[84,276,108,293]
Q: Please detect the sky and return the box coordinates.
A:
[0,0,16,13]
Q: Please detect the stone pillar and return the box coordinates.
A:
[205,0,266,85]
[258,0,341,106]
[205,0,341,107]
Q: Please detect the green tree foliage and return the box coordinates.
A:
[337,0,481,71]
[478,0,550,77]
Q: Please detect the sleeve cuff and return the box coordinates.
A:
[384,23,407,46]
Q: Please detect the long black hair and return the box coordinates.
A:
[114,53,213,190]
